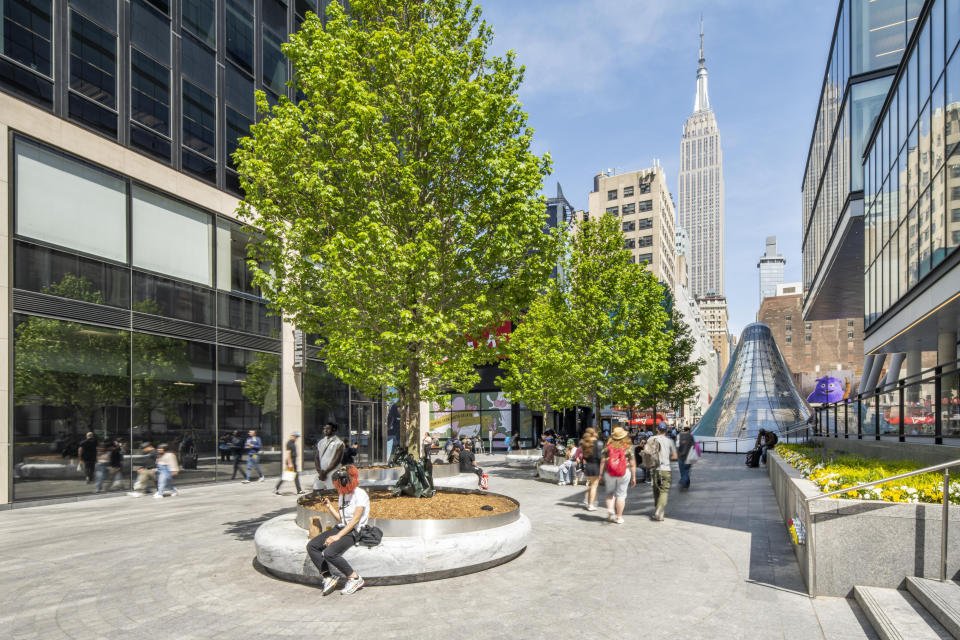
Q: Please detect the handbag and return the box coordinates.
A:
[281,467,297,481]
[685,444,702,465]
[357,525,383,547]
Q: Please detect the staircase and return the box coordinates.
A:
[854,578,960,639]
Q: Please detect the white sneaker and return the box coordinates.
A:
[320,576,339,595]
[340,576,364,595]
[127,492,143,498]
[169,490,179,497]
[258,477,265,483]
[153,493,164,499]
[586,504,596,511]
[241,480,250,484]
[614,517,625,525]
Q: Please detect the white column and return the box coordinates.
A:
[0,124,9,505]
[906,349,922,403]
[858,355,876,395]
[863,354,887,394]
[939,330,958,372]
[883,353,905,390]
[280,321,303,464]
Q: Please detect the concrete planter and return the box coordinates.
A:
[768,452,960,596]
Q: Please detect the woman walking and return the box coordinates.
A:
[154,443,180,498]
[580,428,602,511]
[601,426,636,524]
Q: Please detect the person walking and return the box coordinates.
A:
[644,423,678,521]
[676,426,695,490]
[306,465,368,596]
[128,442,159,497]
[78,432,98,484]
[601,427,636,524]
[229,430,245,479]
[93,439,114,493]
[154,443,180,498]
[313,422,344,490]
[579,428,602,511]
[242,430,264,483]
[274,432,304,495]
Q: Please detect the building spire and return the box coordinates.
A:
[694,17,710,113]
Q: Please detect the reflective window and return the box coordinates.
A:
[218,347,282,475]
[133,271,214,324]
[68,92,117,138]
[226,106,251,161]
[949,0,960,60]
[69,12,116,109]
[131,48,170,135]
[130,123,171,161]
[851,77,893,191]
[182,148,216,183]
[15,139,127,262]
[226,63,254,118]
[226,0,254,73]
[130,0,170,65]
[182,80,216,158]
[181,33,215,88]
[216,217,261,295]
[132,186,213,286]
[262,0,287,34]
[301,358,350,468]
[70,0,116,30]
[851,0,912,74]
[182,0,215,48]
[218,293,279,337]
[262,28,287,96]
[1,0,52,76]
[14,240,130,309]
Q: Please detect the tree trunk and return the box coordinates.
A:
[593,395,601,431]
[402,358,421,460]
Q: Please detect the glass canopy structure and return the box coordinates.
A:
[693,323,810,443]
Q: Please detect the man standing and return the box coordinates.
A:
[242,430,264,483]
[274,432,304,495]
[229,430,245,479]
[676,426,695,490]
[313,422,344,490]
[647,423,678,521]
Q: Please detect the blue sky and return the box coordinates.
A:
[479,0,839,335]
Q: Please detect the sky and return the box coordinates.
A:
[477,0,839,336]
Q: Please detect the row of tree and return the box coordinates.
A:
[234,0,703,456]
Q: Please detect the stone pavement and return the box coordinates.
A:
[0,454,878,640]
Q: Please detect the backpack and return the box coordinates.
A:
[606,445,627,477]
[641,437,661,469]
[768,433,779,446]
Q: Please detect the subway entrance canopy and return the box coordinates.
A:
[693,323,810,450]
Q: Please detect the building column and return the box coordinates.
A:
[882,353,905,391]
[280,322,303,465]
[939,330,959,401]
[862,354,887,394]
[906,349,922,403]
[0,123,9,506]
[858,354,876,395]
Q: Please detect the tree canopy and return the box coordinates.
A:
[498,215,672,428]
[233,0,560,455]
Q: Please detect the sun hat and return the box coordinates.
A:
[611,426,629,440]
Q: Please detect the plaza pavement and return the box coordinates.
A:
[0,453,878,640]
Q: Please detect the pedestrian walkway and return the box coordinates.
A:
[0,454,877,639]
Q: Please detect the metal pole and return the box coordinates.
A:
[935,366,943,445]
[834,403,838,438]
[844,401,849,439]
[941,468,950,582]
[857,395,863,440]
[875,391,881,441]
[898,380,905,443]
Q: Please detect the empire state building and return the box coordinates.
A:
[678,23,724,298]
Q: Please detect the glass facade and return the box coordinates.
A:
[0,0,322,196]
[864,0,960,327]
[802,0,921,293]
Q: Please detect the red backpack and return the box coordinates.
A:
[606,445,627,477]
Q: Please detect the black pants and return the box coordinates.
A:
[231,452,243,478]
[274,469,302,493]
[82,458,96,482]
[469,465,483,484]
[307,528,356,578]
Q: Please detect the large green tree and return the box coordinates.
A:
[498,215,672,429]
[234,0,560,456]
[635,307,705,423]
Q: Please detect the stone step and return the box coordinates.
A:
[854,585,953,640]
[906,577,960,639]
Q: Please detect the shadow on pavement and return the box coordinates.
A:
[222,507,294,541]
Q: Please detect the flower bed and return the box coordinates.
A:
[775,443,960,505]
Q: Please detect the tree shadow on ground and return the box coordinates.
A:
[222,507,294,541]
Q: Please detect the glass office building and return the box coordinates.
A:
[861,0,960,362]
[801,0,922,322]
[0,0,399,506]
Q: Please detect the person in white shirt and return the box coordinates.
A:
[313,422,344,490]
[306,465,368,596]
[648,423,678,521]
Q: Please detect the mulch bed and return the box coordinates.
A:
[300,490,516,520]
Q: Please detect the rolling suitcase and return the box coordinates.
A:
[745,448,761,468]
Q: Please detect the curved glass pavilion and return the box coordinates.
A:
[693,323,810,445]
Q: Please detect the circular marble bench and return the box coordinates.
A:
[255,487,531,586]
[504,451,542,467]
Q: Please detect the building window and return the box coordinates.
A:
[638,235,653,248]
[638,182,650,194]
[623,186,634,198]
[14,138,128,262]
[130,48,170,135]
[262,26,287,96]
[182,80,216,158]
[785,314,791,321]
[132,186,213,286]
[217,218,261,296]
[2,0,53,77]
[131,0,170,64]
[182,0,216,48]
[785,324,792,331]
[624,239,635,249]
[638,217,653,230]
[805,333,812,343]
[638,199,653,212]
[607,189,618,201]
[606,206,619,215]
[804,322,812,330]
[621,202,636,215]
[785,335,791,343]
[622,221,635,232]
[637,253,653,264]
[847,330,854,339]
[69,12,117,110]
[226,0,254,73]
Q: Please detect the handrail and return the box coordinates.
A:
[805,457,960,502]
[697,421,813,443]
[800,454,957,584]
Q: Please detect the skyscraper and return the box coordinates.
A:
[678,21,725,299]
[757,236,786,303]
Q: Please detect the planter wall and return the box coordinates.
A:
[768,452,960,596]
